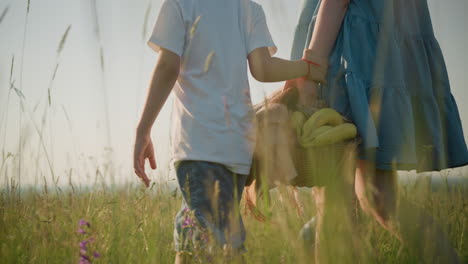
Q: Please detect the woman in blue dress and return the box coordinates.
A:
[289,0,468,262]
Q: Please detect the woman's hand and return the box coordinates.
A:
[283,78,299,92]
[299,80,319,106]
[282,78,319,107]
[133,132,156,187]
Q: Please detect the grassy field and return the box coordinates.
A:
[1,178,467,264]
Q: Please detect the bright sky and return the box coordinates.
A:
[0,0,467,186]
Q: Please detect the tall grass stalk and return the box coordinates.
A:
[16,0,32,191]
[1,56,15,167]
[90,0,115,186]
[60,104,82,180]
[23,98,56,187]
[47,24,71,106]
[9,0,29,189]
[0,5,9,25]
[46,25,71,179]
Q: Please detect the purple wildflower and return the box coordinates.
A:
[79,240,88,249]
[79,259,90,264]
[182,217,193,228]
[77,219,101,263]
[79,219,90,227]
[80,254,90,262]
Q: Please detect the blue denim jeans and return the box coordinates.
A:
[173,161,247,253]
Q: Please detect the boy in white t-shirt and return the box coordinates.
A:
[133,0,325,262]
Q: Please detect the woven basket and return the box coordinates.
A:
[290,139,358,187]
[247,85,358,188]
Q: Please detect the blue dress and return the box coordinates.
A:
[291,0,468,171]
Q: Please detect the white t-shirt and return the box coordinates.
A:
[148,0,276,175]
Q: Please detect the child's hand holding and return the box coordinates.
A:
[302,49,328,84]
[295,49,329,107]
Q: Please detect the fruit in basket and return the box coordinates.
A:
[299,125,333,147]
[303,108,344,133]
[290,111,306,138]
[306,123,357,147]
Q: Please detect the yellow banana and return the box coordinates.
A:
[290,111,306,138]
[303,123,357,147]
[299,125,333,147]
[303,108,344,133]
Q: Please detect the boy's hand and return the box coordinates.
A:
[133,133,156,187]
[305,64,327,84]
[132,49,180,188]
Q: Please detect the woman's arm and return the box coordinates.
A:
[299,0,350,106]
[306,0,349,64]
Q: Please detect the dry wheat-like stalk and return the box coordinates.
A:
[190,16,201,40]
[57,25,71,54]
[0,5,9,25]
[204,51,215,73]
[47,25,72,105]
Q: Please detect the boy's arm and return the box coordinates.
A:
[134,48,180,187]
[247,47,326,83]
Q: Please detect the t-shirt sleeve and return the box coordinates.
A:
[147,0,185,56]
[246,4,277,56]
